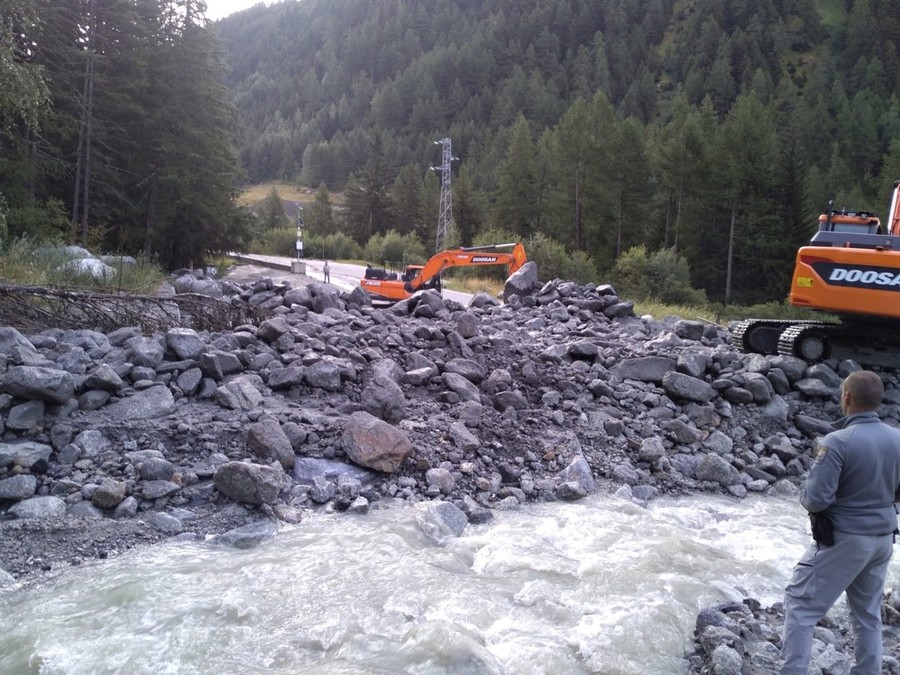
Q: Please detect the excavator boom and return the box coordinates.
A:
[360,243,527,302]
[889,179,900,236]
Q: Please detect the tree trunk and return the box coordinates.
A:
[81,50,94,240]
[143,178,157,256]
[673,182,684,253]
[663,190,672,248]
[574,166,582,250]
[71,44,91,229]
[725,202,736,305]
[616,188,623,258]
[74,2,96,241]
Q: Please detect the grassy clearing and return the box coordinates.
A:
[633,299,722,324]
[237,181,316,208]
[0,239,168,293]
[633,298,831,325]
[817,0,846,31]
[445,275,504,297]
[237,181,345,208]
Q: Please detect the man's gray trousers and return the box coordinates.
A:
[782,530,893,674]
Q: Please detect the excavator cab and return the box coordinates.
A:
[809,201,890,250]
[829,220,881,235]
[400,265,422,283]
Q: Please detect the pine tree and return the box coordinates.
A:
[343,131,394,243]
[257,188,289,230]
[390,164,426,239]
[492,115,539,236]
[610,117,652,260]
[306,182,336,238]
[0,0,50,133]
[142,0,247,268]
[715,93,777,304]
[451,166,485,247]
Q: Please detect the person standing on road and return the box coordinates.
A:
[323,260,330,284]
[781,369,900,674]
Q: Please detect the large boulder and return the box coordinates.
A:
[246,418,295,471]
[503,261,539,301]
[662,371,716,404]
[1,365,76,404]
[105,385,176,420]
[611,356,677,383]
[341,411,414,473]
[213,461,283,505]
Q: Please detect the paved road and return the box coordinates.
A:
[228,254,473,305]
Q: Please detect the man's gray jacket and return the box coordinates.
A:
[802,411,900,536]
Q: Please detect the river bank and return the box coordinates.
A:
[1,262,898,671]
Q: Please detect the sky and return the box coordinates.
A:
[205,0,270,21]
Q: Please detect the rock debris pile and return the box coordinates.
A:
[1,261,898,672]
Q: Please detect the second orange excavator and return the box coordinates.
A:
[359,242,527,302]
[733,180,900,366]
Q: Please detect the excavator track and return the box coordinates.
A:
[777,321,900,368]
[733,318,900,368]
[731,319,818,355]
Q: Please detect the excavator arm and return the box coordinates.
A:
[408,242,527,292]
[359,242,527,302]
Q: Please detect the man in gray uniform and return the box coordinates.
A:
[781,370,900,674]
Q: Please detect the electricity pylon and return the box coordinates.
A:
[431,138,457,253]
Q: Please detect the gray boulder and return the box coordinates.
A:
[341,411,413,473]
[0,474,38,500]
[214,375,263,410]
[213,461,283,505]
[1,365,76,404]
[214,521,279,549]
[416,501,468,541]
[695,454,739,486]
[662,371,716,403]
[442,372,481,403]
[9,496,67,519]
[165,328,205,360]
[105,385,176,420]
[247,418,295,470]
[611,356,676,383]
[92,479,128,508]
[503,261,539,301]
[558,456,596,494]
[0,327,49,366]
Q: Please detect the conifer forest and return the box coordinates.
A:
[2,0,899,304]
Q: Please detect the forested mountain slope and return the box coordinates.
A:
[0,0,249,270]
[216,0,900,304]
[2,0,898,304]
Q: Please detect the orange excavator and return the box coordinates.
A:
[733,180,900,366]
[359,242,527,302]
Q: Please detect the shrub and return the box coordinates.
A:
[523,233,598,284]
[612,246,706,305]
[646,248,706,305]
[472,226,519,249]
[611,245,650,299]
[5,198,69,242]
[363,230,427,267]
[315,232,362,261]
[249,227,297,257]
